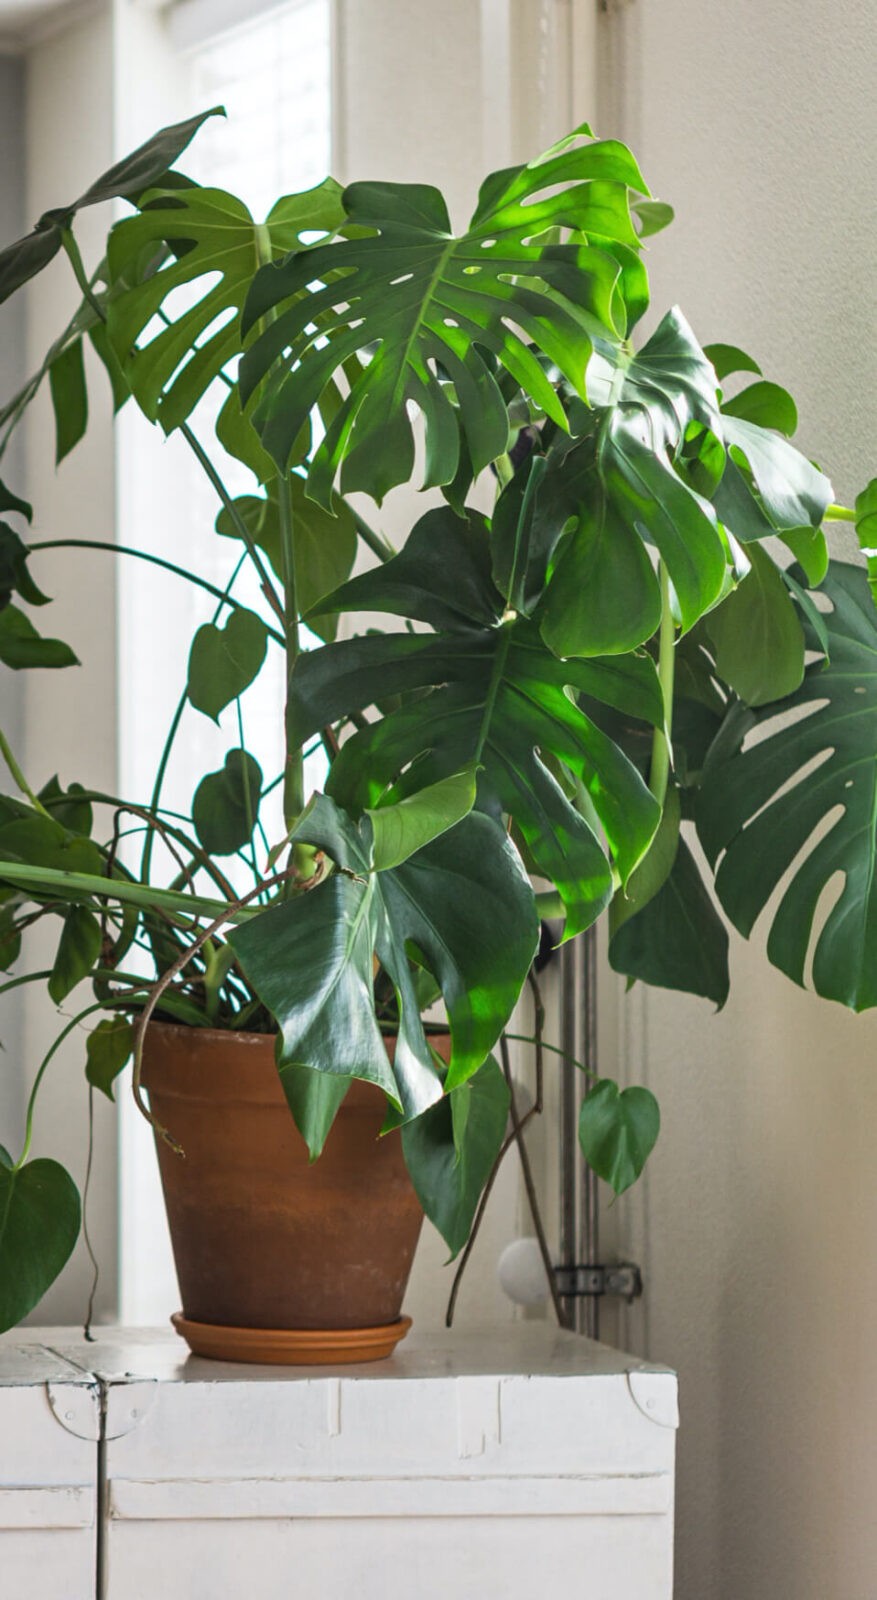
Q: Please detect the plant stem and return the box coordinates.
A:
[824,503,856,522]
[28,541,284,644]
[350,507,395,564]
[278,473,305,830]
[648,562,675,807]
[179,422,284,623]
[0,729,51,815]
[16,1001,108,1169]
[474,623,512,763]
[60,229,104,321]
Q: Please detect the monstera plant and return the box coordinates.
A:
[0,108,873,1341]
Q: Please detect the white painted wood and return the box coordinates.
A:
[18,1323,677,1599]
[0,1343,98,1599]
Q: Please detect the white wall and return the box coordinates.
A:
[602,4,877,1596]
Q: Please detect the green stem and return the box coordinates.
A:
[502,1032,596,1080]
[474,624,512,763]
[0,969,52,998]
[60,229,104,322]
[350,507,395,564]
[0,729,51,815]
[494,453,514,491]
[28,541,284,645]
[824,503,856,522]
[179,421,284,622]
[16,1001,108,1168]
[278,473,304,830]
[648,562,675,806]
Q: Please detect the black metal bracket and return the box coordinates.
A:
[554,1262,643,1304]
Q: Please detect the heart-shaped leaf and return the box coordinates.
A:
[85,1017,135,1101]
[0,605,78,670]
[187,607,268,722]
[402,1054,510,1256]
[578,1079,660,1195]
[192,749,262,856]
[0,1152,81,1332]
[49,904,102,1003]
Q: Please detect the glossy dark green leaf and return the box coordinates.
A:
[48,904,102,1003]
[48,337,88,464]
[0,524,50,610]
[241,127,651,498]
[107,179,344,432]
[609,786,680,936]
[489,454,548,613]
[578,1079,660,1195]
[192,749,262,856]
[722,379,797,436]
[0,605,78,669]
[402,1054,510,1256]
[697,562,877,1010]
[0,109,222,311]
[85,1017,134,1101]
[0,1154,81,1332]
[280,1065,352,1160]
[187,607,268,722]
[229,796,537,1115]
[706,543,805,706]
[609,833,730,1007]
[781,526,829,587]
[722,414,832,531]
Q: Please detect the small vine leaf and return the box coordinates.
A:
[0,1156,81,1332]
[192,748,263,856]
[85,1017,135,1101]
[0,605,78,670]
[578,1079,660,1195]
[49,904,102,1004]
[854,478,877,604]
[187,607,268,722]
[48,338,88,464]
[0,523,50,610]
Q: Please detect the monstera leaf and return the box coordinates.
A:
[240,127,653,501]
[697,562,877,1011]
[301,506,661,936]
[227,795,538,1133]
[106,178,345,433]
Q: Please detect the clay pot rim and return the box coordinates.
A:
[146,1020,451,1048]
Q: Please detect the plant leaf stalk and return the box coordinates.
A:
[648,560,676,806]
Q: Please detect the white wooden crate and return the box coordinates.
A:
[24,1323,677,1600]
[0,1341,99,1599]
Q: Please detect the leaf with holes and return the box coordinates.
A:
[240,126,653,500]
[697,562,877,1010]
[106,180,344,433]
[578,1079,660,1195]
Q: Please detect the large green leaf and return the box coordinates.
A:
[216,474,356,642]
[0,1151,81,1332]
[706,542,805,706]
[0,108,221,307]
[106,179,344,433]
[240,126,652,499]
[578,1079,660,1195]
[297,508,661,935]
[697,562,877,1010]
[401,1054,510,1256]
[228,795,538,1116]
[609,833,730,1008]
[187,607,268,722]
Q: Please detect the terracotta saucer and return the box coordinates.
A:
[171,1312,413,1366]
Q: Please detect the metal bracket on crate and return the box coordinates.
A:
[553,1262,643,1304]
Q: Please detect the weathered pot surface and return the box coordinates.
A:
[141,1023,440,1362]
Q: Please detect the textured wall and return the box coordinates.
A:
[603,3,877,1596]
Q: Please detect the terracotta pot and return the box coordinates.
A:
[141,1023,441,1360]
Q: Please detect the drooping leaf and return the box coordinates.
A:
[401,1054,510,1256]
[0,108,223,308]
[85,1017,134,1101]
[187,607,268,722]
[578,1079,660,1195]
[697,562,877,1010]
[106,179,344,432]
[0,1154,81,1332]
[706,542,805,706]
[48,904,102,1003]
[367,764,478,871]
[241,126,653,499]
[0,524,50,610]
[280,1066,352,1161]
[610,786,681,936]
[48,337,88,463]
[192,748,262,856]
[0,605,78,670]
[228,795,538,1119]
[720,413,832,532]
[609,833,730,1007]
